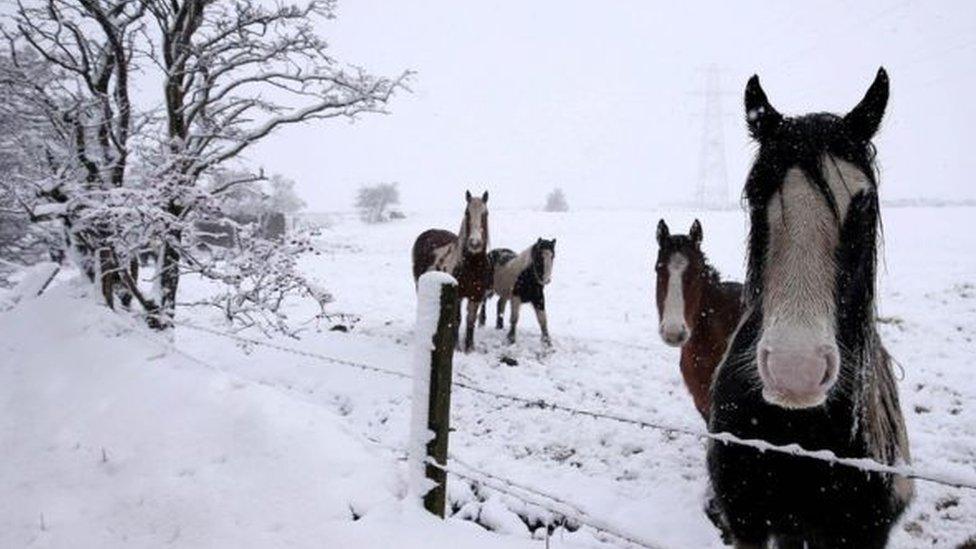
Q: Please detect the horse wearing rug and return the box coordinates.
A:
[708,68,912,548]
[655,219,743,421]
[481,238,556,346]
[411,190,491,352]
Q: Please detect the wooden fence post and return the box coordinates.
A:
[424,279,457,517]
[410,272,458,518]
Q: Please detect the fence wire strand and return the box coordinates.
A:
[431,455,669,549]
[121,317,668,548]
[167,318,976,493]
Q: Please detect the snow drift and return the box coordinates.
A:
[0,280,548,549]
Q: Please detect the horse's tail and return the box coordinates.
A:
[411,237,425,284]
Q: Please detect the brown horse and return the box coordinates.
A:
[412,190,491,352]
[655,219,743,421]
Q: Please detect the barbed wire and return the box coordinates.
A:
[170,318,411,380]
[117,318,670,548]
[431,455,670,549]
[167,318,976,492]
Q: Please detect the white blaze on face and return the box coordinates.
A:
[758,155,871,408]
[659,252,689,347]
[541,249,554,285]
[462,198,488,253]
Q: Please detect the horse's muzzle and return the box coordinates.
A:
[758,343,839,409]
[660,324,689,347]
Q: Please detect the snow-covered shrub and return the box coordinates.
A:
[356,183,402,223]
[543,188,569,212]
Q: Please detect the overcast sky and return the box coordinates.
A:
[243,1,976,212]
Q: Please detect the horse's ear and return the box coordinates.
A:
[690,219,703,245]
[745,74,782,141]
[482,191,489,203]
[844,67,889,142]
[465,190,472,202]
[656,219,669,246]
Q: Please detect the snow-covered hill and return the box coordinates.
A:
[2,206,975,548]
[0,281,555,549]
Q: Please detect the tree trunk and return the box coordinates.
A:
[97,247,116,310]
[156,230,182,329]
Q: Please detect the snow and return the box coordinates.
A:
[0,281,560,549]
[1,261,59,309]
[3,206,975,548]
[409,271,458,501]
[31,203,66,218]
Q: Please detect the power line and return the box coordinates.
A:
[694,64,731,209]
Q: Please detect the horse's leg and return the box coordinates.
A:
[533,304,551,347]
[477,299,487,327]
[495,297,507,330]
[506,297,521,344]
[464,299,479,352]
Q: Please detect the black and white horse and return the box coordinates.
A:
[708,68,913,548]
[479,238,556,346]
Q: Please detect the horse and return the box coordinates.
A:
[411,190,491,353]
[479,238,556,347]
[655,219,743,422]
[707,68,913,548]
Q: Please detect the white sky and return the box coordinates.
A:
[243,1,976,211]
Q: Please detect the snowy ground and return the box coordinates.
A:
[3,206,975,548]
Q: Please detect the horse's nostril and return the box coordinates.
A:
[819,347,840,388]
[758,346,771,368]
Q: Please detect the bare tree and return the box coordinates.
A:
[142,0,410,326]
[0,53,61,274]
[1,0,149,309]
[2,0,408,335]
[544,187,569,212]
[268,175,306,216]
[355,182,400,223]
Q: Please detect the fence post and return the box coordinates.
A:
[410,272,458,518]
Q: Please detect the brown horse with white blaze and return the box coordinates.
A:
[655,219,743,421]
[412,190,491,352]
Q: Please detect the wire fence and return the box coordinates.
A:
[434,455,668,549]
[123,316,668,548]
[167,317,976,494]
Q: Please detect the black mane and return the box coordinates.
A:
[530,238,556,281]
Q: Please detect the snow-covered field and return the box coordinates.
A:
[3,206,975,548]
